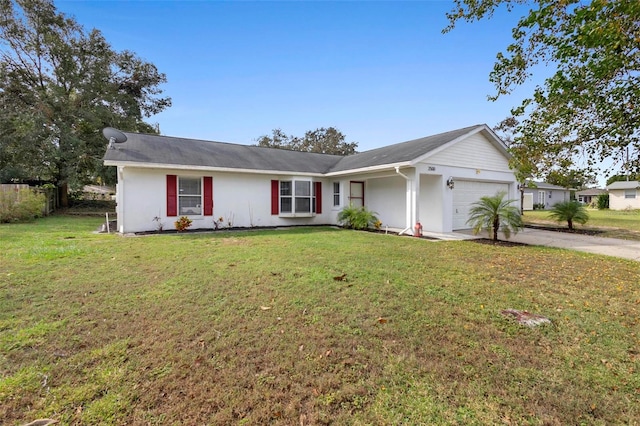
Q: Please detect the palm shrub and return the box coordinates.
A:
[548,200,589,230]
[337,205,379,230]
[466,191,523,241]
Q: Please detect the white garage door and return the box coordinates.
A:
[452,180,510,230]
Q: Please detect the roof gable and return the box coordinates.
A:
[419,126,511,172]
[326,125,503,173]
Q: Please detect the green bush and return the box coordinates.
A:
[0,188,46,223]
[337,205,379,230]
[596,193,609,210]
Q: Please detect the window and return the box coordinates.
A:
[333,182,340,207]
[272,179,321,216]
[179,177,202,215]
[280,180,314,214]
[537,191,546,206]
[167,175,212,217]
[625,189,637,199]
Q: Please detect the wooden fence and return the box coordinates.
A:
[0,184,58,215]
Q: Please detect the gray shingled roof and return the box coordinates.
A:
[103,124,493,174]
[576,188,607,196]
[104,132,343,174]
[524,181,571,190]
[607,180,640,190]
[327,125,486,172]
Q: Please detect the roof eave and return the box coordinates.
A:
[103,160,324,177]
[324,161,413,177]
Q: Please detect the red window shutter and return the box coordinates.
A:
[166,175,177,216]
[203,176,213,216]
[271,180,279,215]
[315,182,322,214]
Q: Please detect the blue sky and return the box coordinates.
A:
[57,0,537,151]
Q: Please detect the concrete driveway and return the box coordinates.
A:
[458,228,640,262]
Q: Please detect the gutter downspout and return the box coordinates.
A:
[395,167,414,235]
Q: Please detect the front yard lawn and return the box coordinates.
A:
[1,216,639,424]
[523,208,640,240]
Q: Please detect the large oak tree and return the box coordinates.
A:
[446,0,640,179]
[0,0,171,205]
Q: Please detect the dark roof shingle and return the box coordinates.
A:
[103,124,493,174]
[104,132,342,174]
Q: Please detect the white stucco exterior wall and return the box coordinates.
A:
[609,189,640,210]
[365,175,407,230]
[419,174,444,232]
[116,167,335,233]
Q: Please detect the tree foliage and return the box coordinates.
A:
[0,0,171,204]
[547,200,589,230]
[447,0,640,179]
[596,193,609,210]
[466,191,523,241]
[545,169,596,190]
[256,127,358,155]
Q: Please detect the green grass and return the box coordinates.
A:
[1,216,640,425]
[523,208,640,240]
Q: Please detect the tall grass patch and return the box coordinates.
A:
[0,187,46,223]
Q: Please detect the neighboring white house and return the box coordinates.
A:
[576,188,607,205]
[521,181,572,210]
[103,124,518,234]
[606,181,640,210]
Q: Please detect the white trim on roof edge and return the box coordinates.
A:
[324,162,413,177]
[103,160,323,177]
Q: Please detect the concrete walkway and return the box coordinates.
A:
[458,228,640,262]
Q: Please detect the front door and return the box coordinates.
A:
[349,181,364,208]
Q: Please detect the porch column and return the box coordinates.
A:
[396,167,418,235]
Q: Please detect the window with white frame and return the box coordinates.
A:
[279,180,316,214]
[333,182,340,207]
[625,189,637,199]
[179,177,202,215]
[537,191,546,205]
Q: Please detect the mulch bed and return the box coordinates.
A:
[470,238,529,247]
[524,224,605,236]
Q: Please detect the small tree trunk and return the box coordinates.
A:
[568,219,573,230]
[493,217,500,241]
[58,182,69,208]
